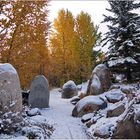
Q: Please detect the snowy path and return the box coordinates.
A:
[41,89,89,139]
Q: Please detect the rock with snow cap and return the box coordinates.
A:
[107,103,125,117]
[90,74,102,95]
[92,64,111,92]
[0,63,22,115]
[105,89,125,103]
[87,64,111,95]
[26,108,41,117]
[72,95,107,117]
[62,80,78,99]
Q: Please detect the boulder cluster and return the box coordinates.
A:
[71,64,140,139]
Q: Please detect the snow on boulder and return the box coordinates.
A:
[81,113,93,123]
[105,89,125,103]
[87,64,111,95]
[107,103,125,117]
[26,108,41,117]
[92,64,111,92]
[87,117,117,139]
[70,96,80,105]
[0,63,22,115]
[72,95,107,117]
[82,111,105,128]
[90,75,102,95]
[121,85,137,99]
[62,80,78,99]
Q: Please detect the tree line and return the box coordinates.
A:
[0,1,100,89]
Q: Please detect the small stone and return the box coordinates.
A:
[62,80,78,99]
[105,89,125,103]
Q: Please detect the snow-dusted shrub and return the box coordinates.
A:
[0,106,54,139]
[0,111,22,134]
[22,118,54,139]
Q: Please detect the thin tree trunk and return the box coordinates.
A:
[6,24,20,63]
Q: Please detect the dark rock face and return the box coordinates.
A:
[0,63,22,115]
[22,90,30,105]
[29,75,50,108]
[112,117,138,139]
[62,80,78,99]
[70,96,80,105]
[107,103,125,117]
[72,96,107,117]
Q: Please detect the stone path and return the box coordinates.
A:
[41,89,89,139]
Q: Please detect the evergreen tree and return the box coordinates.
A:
[102,0,140,82]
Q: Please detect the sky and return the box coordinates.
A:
[48,0,110,34]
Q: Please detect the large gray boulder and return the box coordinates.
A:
[62,80,78,99]
[29,75,50,108]
[72,95,107,117]
[90,74,102,95]
[0,63,22,115]
[92,64,111,92]
[87,64,111,95]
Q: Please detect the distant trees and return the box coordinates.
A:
[50,9,80,85]
[0,1,50,89]
[0,3,100,88]
[102,0,140,82]
[75,11,100,81]
[50,9,100,86]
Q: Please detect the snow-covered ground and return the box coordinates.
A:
[41,88,89,139]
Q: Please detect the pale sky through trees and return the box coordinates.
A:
[48,0,110,33]
[48,0,110,51]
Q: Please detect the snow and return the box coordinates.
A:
[9,101,16,107]
[76,96,105,112]
[87,117,118,138]
[22,126,45,139]
[108,57,137,67]
[79,83,140,139]
[10,136,29,140]
[0,63,17,74]
[80,82,88,93]
[82,113,93,122]
[91,74,101,90]
[115,74,125,82]
[0,88,89,139]
[26,108,41,116]
[105,89,125,102]
[123,40,134,47]
[40,89,89,139]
